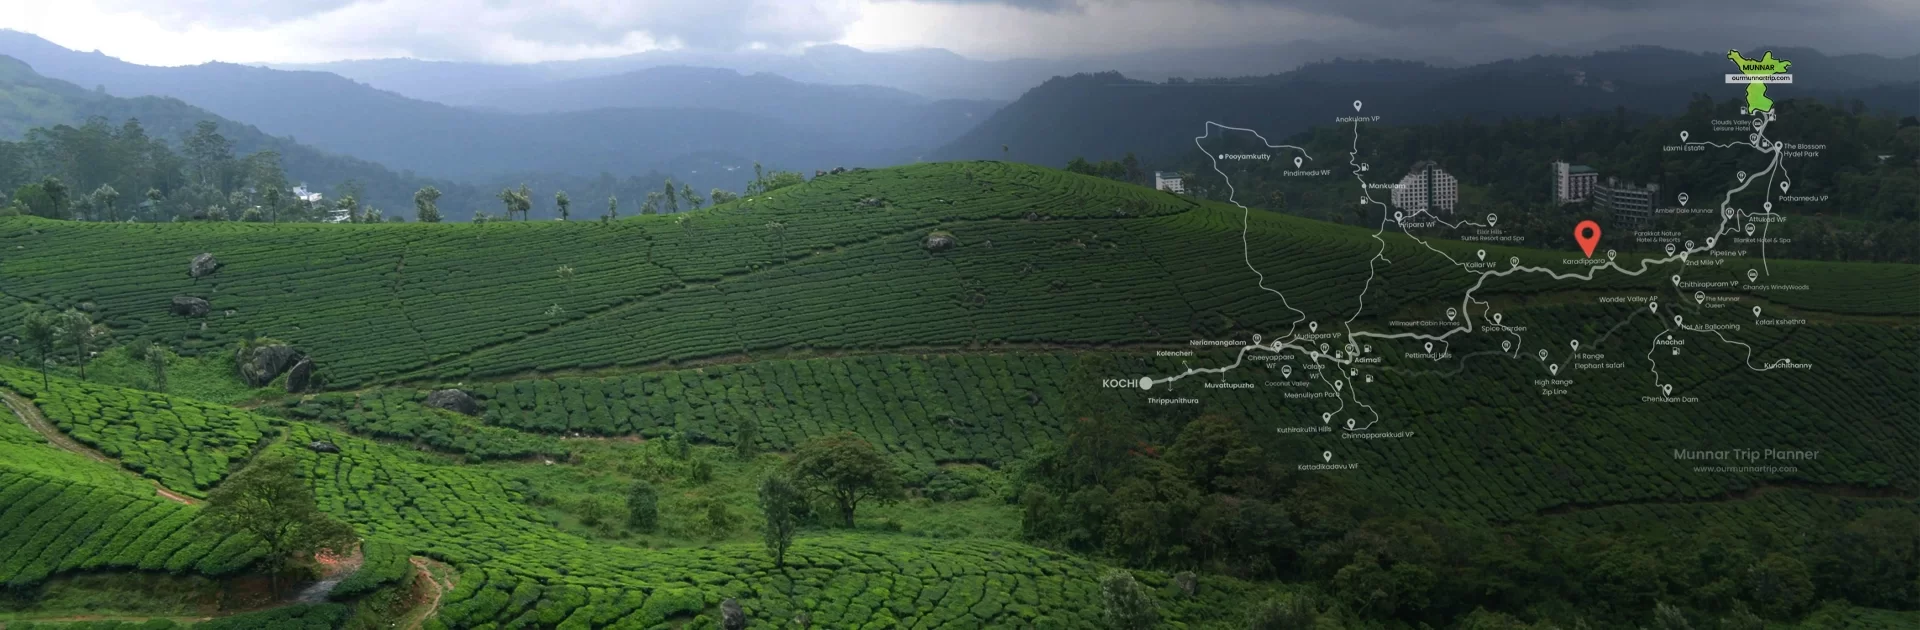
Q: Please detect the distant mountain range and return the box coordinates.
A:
[932,47,1920,168]
[0,31,990,188]
[0,54,490,215]
[277,41,1442,103]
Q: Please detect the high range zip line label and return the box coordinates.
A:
[1151,99,1802,439]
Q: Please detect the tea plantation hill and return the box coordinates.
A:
[0,367,1259,628]
[0,161,1916,627]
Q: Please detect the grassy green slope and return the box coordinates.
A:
[0,161,1910,390]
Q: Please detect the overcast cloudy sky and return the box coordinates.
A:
[0,0,1915,66]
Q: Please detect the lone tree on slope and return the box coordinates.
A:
[784,432,903,527]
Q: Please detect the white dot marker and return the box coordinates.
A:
[1549,364,1559,375]
[1706,237,1716,248]
[1673,347,1680,356]
[1309,321,1318,333]
[1671,274,1681,286]
[1510,256,1519,266]
[1322,412,1331,422]
[1334,380,1344,391]
[1323,451,1333,462]
[1476,249,1486,261]
[1138,377,1153,390]
[1780,181,1789,193]
[1680,131,1689,142]
[1353,100,1362,112]
[1694,290,1706,305]
[1345,418,1355,430]
[1663,384,1673,396]
[1736,171,1747,182]
[1394,211,1403,222]
[1674,314,1684,325]
[1747,269,1758,282]
[1493,313,1503,325]
[1570,340,1579,351]
[1678,193,1689,206]
[1665,243,1676,255]
[1501,340,1511,352]
[1752,306,1762,317]
[1487,214,1498,227]
[1763,202,1772,211]
[1293,156,1304,168]
[1686,239,1695,250]
[1446,308,1457,321]
[1648,301,1658,313]
[1424,342,1433,353]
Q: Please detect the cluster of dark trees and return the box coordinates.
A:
[0,118,338,222]
[1011,361,1919,629]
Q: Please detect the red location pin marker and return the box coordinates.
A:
[1573,220,1601,258]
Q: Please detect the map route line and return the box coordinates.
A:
[1150,97,1802,430]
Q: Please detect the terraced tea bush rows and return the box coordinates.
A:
[455,353,1074,466]
[284,391,565,461]
[0,367,276,497]
[3,161,1902,388]
[0,163,1193,388]
[280,422,1186,627]
[0,470,260,587]
[329,540,411,600]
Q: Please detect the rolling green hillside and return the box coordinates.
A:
[0,161,1913,628]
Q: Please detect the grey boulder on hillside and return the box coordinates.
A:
[425,389,481,416]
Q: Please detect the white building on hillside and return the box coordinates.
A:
[1596,177,1660,230]
[1391,161,1458,215]
[1552,161,1598,204]
[1154,171,1184,193]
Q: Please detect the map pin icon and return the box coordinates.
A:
[1353,100,1362,112]
[1736,171,1747,182]
[1780,181,1789,193]
[1310,321,1318,333]
[1678,193,1689,206]
[1282,365,1292,378]
[1745,223,1755,236]
[1674,314,1684,325]
[1648,301,1658,313]
[1294,156,1303,168]
[1538,349,1547,360]
[1323,451,1332,462]
[1694,291,1705,305]
[1549,364,1558,375]
[1747,269,1759,282]
[1665,243,1676,255]
[1663,384,1672,396]
[1753,306,1762,317]
[1425,342,1433,353]
[1345,419,1354,430]
[1476,249,1486,261]
[1763,202,1772,211]
[1679,131,1689,142]
[1570,340,1580,351]
[1446,308,1457,321]
[1334,380,1344,391]
[1494,313,1503,325]
[1487,213,1498,227]
[1573,220,1601,258]
[1501,340,1511,352]
[1322,412,1330,422]
[1671,274,1681,286]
